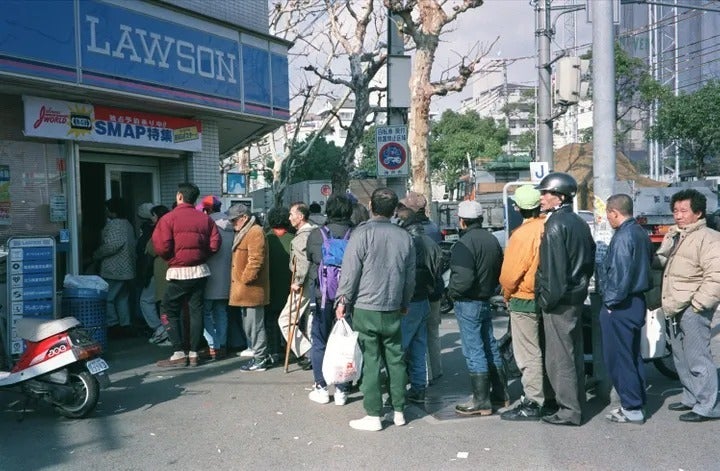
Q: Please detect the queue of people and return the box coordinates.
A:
[93,176,719,431]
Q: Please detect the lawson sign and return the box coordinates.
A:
[0,0,289,117]
[23,96,203,152]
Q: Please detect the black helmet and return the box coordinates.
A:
[536,172,577,198]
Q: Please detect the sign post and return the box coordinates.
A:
[5,237,56,359]
[376,125,409,178]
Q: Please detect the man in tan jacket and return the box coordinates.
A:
[278,202,316,365]
[656,188,720,422]
[227,203,271,372]
[498,185,555,421]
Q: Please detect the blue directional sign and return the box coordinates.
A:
[6,237,56,357]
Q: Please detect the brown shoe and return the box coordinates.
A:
[157,356,188,368]
[210,348,226,361]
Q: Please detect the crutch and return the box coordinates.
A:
[284,284,304,373]
[283,259,303,372]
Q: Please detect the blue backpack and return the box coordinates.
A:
[318,226,351,308]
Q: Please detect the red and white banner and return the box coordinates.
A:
[23,96,202,152]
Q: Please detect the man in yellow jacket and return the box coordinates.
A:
[498,185,556,421]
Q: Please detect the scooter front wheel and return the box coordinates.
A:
[55,370,100,418]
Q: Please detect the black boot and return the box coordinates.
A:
[455,373,493,416]
[489,365,510,409]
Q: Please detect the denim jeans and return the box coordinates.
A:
[401,299,429,391]
[454,300,502,374]
[139,277,161,330]
[203,299,229,349]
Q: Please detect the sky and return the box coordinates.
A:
[430,0,593,113]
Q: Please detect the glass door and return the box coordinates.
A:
[105,164,161,236]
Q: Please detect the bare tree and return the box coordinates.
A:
[257,1,389,199]
[385,0,495,202]
[302,0,388,193]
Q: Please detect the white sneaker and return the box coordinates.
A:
[309,386,330,404]
[334,389,347,406]
[393,411,406,426]
[349,415,382,431]
[239,349,255,358]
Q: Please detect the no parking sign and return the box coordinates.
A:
[376,125,409,177]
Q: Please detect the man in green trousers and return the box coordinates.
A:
[335,188,416,431]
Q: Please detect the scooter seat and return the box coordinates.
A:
[16,317,81,342]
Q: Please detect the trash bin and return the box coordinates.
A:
[62,287,108,349]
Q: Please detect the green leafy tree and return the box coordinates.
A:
[287,134,345,184]
[356,124,378,177]
[649,81,720,178]
[429,110,508,192]
[582,42,666,146]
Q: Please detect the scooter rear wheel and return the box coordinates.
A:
[55,370,100,419]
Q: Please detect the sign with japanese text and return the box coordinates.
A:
[376,125,409,177]
[6,237,56,356]
[23,96,202,152]
[0,164,9,225]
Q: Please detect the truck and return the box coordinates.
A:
[283,180,332,210]
[631,183,718,242]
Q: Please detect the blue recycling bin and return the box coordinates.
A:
[62,287,108,349]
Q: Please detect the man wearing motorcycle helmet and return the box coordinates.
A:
[535,172,595,426]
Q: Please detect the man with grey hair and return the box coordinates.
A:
[227,203,271,372]
[598,193,653,424]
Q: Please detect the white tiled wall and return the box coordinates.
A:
[158,0,269,33]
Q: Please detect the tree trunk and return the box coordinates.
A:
[408,47,434,208]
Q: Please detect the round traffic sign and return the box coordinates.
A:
[379,142,406,170]
[320,184,331,196]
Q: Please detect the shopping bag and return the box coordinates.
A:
[641,307,667,360]
[322,319,363,385]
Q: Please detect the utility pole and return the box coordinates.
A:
[590,0,617,401]
[536,0,554,167]
[386,12,409,198]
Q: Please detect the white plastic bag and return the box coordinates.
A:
[641,307,667,360]
[322,319,363,385]
[63,274,109,292]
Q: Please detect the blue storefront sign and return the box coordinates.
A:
[6,237,57,356]
[0,0,289,117]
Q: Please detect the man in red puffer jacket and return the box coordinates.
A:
[152,182,221,367]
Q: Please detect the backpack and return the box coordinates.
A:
[318,226,351,308]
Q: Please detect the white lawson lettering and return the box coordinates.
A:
[84,15,237,84]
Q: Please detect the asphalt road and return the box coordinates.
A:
[2,312,719,471]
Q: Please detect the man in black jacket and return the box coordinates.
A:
[535,172,595,426]
[449,200,506,416]
[599,194,653,424]
[396,206,442,405]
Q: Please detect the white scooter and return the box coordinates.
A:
[0,316,110,418]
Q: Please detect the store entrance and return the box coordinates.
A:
[79,155,160,273]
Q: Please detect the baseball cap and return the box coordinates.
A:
[512,185,541,210]
[226,203,249,221]
[201,195,222,210]
[458,200,483,219]
[137,202,154,220]
[400,191,427,212]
